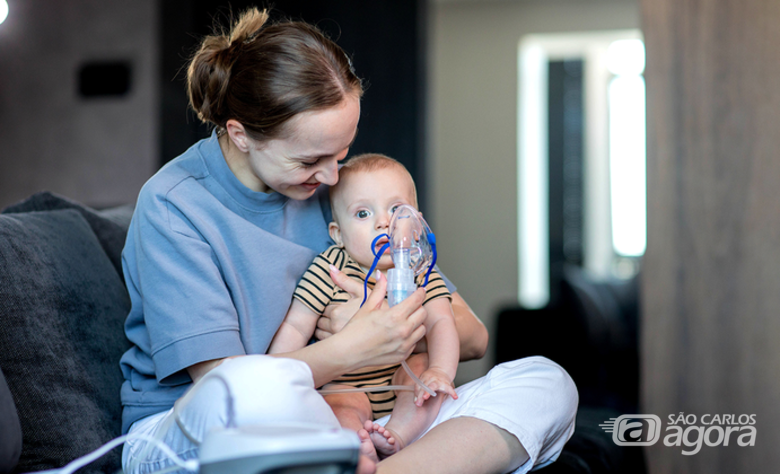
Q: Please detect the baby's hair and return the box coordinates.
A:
[186,7,363,143]
[330,153,418,217]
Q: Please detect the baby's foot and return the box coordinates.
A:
[364,420,402,459]
[357,427,380,465]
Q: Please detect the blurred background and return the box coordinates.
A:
[2,0,779,472]
[0,0,642,383]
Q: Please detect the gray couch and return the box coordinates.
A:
[0,192,134,473]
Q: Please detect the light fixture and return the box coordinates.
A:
[0,0,8,26]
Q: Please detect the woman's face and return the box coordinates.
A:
[243,95,360,200]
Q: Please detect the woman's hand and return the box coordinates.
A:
[278,271,428,387]
[337,271,428,369]
[315,265,388,340]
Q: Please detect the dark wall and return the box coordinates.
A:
[160,0,429,209]
[0,0,159,210]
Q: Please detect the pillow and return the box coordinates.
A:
[0,367,22,473]
[0,209,131,473]
[2,191,134,279]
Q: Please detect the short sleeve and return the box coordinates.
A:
[126,193,245,385]
[293,253,337,315]
[419,269,451,305]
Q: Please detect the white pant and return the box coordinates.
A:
[122,355,577,474]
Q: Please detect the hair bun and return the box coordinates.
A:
[186,8,270,126]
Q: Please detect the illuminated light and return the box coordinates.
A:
[0,0,8,26]
[607,39,645,76]
[609,75,647,257]
[518,39,550,309]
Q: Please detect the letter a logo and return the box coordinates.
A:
[600,415,662,446]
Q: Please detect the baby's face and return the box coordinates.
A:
[330,166,418,271]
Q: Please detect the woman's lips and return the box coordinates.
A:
[301,182,320,191]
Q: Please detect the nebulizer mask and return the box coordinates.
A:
[357,204,437,308]
[339,204,438,397]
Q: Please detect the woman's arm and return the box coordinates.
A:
[315,268,488,361]
[188,272,429,388]
[450,292,489,361]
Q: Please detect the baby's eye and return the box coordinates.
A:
[356,209,370,219]
[390,205,400,214]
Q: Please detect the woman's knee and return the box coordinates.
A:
[490,356,579,412]
[195,355,339,428]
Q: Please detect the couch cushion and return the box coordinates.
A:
[0,367,22,474]
[2,191,134,279]
[0,209,131,473]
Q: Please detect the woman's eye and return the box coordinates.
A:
[356,210,369,219]
[301,160,318,168]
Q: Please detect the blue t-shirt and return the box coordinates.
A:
[119,132,334,433]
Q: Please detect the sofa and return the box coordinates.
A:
[0,191,633,474]
[0,192,134,473]
[495,264,647,474]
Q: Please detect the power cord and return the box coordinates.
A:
[24,433,198,474]
[26,370,236,474]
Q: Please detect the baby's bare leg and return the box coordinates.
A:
[369,354,444,458]
[324,385,379,465]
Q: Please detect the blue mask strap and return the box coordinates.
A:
[423,232,437,287]
[361,234,390,308]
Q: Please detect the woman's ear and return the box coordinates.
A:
[329,222,343,247]
[225,119,251,153]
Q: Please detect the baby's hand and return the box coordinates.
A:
[414,367,457,407]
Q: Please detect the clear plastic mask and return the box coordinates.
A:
[388,204,434,276]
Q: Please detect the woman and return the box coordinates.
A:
[120,8,577,474]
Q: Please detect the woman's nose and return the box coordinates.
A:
[317,158,339,186]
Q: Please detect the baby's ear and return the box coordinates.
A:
[329,222,343,247]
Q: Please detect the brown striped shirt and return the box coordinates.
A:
[295,245,451,419]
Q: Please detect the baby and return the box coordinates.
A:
[269,153,459,461]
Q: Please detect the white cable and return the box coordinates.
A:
[23,433,198,474]
[127,371,235,474]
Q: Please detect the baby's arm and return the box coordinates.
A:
[415,297,460,404]
[268,299,321,354]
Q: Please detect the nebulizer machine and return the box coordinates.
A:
[38,206,438,474]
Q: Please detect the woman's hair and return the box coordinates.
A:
[186,7,363,142]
